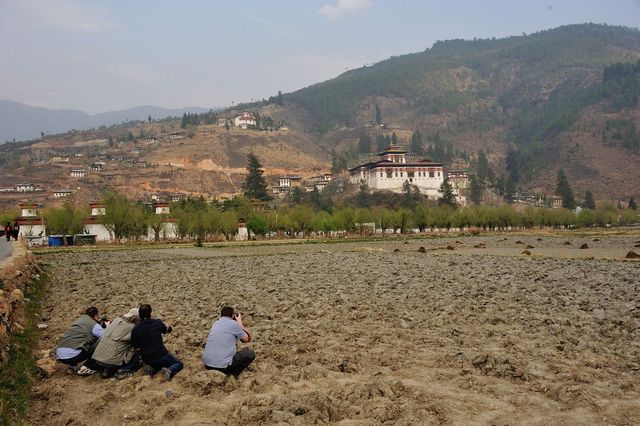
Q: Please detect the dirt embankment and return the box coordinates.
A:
[31,235,640,425]
[0,247,41,363]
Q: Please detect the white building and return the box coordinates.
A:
[278,175,302,188]
[16,203,46,238]
[53,189,73,198]
[70,169,85,178]
[16,183,35,192]
[233,112,256,129]
[349,144,445,198]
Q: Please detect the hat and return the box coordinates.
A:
[123,308,139,318]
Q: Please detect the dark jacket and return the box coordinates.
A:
[131,318,169,364]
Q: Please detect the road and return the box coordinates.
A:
[0,237,13,263]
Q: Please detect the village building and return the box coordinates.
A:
[16,183,35,192]
[90,162,104,171]
[169,193,183,202]
[217,118,230,127]
[53,189,73,198]
[83,203,111,241]
[447,170,470,190]
[278,175,303,188]
[306,173,333,192]
[15,203,46,239]
[142,138,158,145]
[169,133,184,140]
[233,112,256,129]
[51,156,70,163]
[349,144,445,198]
[70,169,85,178]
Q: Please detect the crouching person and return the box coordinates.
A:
[56,306,109,374]
[89,308,142,379]
[131,304,183,382]
[203,306,255,379]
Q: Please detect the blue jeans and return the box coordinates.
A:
[149,352,183,378]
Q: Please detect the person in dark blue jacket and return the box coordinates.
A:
[131,304,183,381]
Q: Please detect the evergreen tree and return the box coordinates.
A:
[243,154,271,201]
[330,150,348,174]
[556,168,576,209]
[376,134,387,151]
[410,131,423,155]
[476,150,490,184]
[375,104,382,124]
[583,190,596,209]
[148,114,152,123]
[277,90,284,106]
[469,175,483,205]
[438,178,457,207]
[357,132,372,153]
[503,177,515,203]
[391,132,398,145]
[181,113,188,129]
[355,179,371,208]
[629,197,637,210]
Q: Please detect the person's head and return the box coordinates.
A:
[139,304,152,319]
[85,306,99,321]
[221,306,234,318]
[123,307,140,323]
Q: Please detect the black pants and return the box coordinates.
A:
[205,348,255,378]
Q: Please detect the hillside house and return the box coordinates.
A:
[278,175,303,188]
[142,138,158,145]
[307,173,333,192]
[90,162,104,171]
[169,133,184,140]
[447,170,470,190]
[16,203,45,238]
[349,144,445,198]
[53,189,73,198]
[70,169,85,178]
[16,183,35,192]
[233,112,256,129]
[217,118,230,127]
[51,156,70,163]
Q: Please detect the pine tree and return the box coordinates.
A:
[355,179,371,208]
[357,132,372,153]
[148,114,152,123]
[375,104,382,124]
[410,131,423,155]
[469,175,483,205]
[243,154,271,201]
[556,168,576,209]
[181,113,188,129]
[391,132,398,145]
[438,178,457,207]
[277,90,284,106]
[376,134,386,151]
[583,190,596,209]
[476,150,489,184]
[629,197,638,210]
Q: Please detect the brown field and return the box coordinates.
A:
[32,233,640,425]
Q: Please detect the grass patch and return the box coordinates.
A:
[0,270,47,425]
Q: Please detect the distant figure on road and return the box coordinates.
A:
[203,306,254,378]
[4,222,11,241]
[131,304,183,381]
[12,221,20,241]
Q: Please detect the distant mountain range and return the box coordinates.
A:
[0,100,213,143]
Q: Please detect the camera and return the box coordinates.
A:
[98,317,109,328]
[233,312,240,319]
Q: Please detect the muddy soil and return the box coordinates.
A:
[31,234,640,425]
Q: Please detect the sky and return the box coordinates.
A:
[1,0,639,114]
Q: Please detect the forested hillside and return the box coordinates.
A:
[276,24,640,199]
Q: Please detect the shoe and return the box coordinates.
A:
[77,365,97,376]
[160,367,172,382]
[100,369,113,379]
[115,369,133,380]
[143,364,154,377]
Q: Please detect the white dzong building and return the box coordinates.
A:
[349,144,445,199]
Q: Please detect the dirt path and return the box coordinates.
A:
[31,234,640,425]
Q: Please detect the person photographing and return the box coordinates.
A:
[202,306,255,378]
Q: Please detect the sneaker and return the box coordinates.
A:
[115,369,133,380]
[160,367,172,382]
[143,365,154,377]
[77,365,97,376]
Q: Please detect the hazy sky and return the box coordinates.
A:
[1,0,639,113]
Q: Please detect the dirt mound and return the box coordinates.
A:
[521,249,532,255]
[626,250,640,259]
[580,243,589,249]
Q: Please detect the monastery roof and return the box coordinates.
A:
[349,159,443,172]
